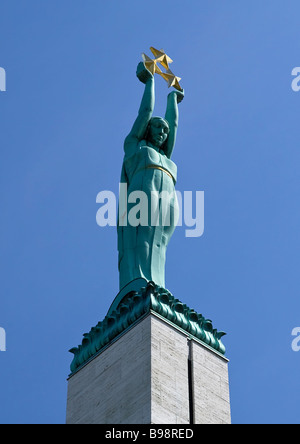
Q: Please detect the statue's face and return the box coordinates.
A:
[148,118,169,148]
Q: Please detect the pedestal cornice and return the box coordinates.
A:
[69,282,227,375]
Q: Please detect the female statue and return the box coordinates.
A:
[117,61,184,291]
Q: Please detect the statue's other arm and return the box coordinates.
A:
[124,63,155,156]
[164,90,184,159]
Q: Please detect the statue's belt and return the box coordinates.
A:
[146,165,175,183]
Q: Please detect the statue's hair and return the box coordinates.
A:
[149,116,170,128]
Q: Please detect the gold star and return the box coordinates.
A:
[142,53,163,75]
[158,68,183,91]
[150,47,173,70]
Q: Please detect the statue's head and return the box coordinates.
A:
[145,117,170,151]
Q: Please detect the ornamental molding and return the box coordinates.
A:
[69,282,226,375]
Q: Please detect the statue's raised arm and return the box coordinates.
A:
[124,62,155,157]
[164,89,184,159]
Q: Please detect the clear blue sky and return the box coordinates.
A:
[1,0,300,424]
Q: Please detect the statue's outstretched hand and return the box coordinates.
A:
[136,62,153,84]
[168,89,184,104]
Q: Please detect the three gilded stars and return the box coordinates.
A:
[142,47,183,91]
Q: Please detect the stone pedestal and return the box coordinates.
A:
[66,291,231,425]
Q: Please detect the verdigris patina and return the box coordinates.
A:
[117,59,184,292]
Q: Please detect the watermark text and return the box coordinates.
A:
[96,185,204,238]
[0,67,6,92]
[291,67,300,92]
[291,327,300,352]
[0,327,6,351]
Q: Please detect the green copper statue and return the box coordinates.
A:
[69,56,227,374]
[117,61,184,292]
